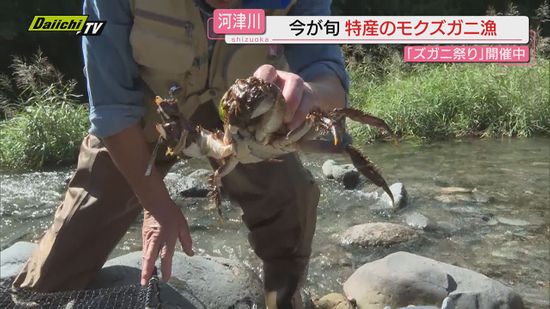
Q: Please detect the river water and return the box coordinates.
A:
[1,138,549,308]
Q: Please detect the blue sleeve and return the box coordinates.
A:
[284,0,349,92]
[82,0,144,138]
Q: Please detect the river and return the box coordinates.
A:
[1,137,548,308]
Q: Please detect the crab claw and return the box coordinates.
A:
[345,144,394,204]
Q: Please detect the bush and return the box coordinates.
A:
[0,51,88,170]
[347,57,550,142]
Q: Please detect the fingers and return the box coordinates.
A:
[288,84,314,131]
[254,64,313,132]
[179,216,194,256]
[253,64,278,83]
[278,71,305,125]
[141,233,162,286]
[160,243,174,282]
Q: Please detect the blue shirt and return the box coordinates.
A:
[82,0,349,138]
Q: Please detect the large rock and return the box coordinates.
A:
[93,251,264,308]
[314,293,354,309]
[322,160,361,189]
[343,251,524,309]
[175,169,212,198]
[0,241,37,278]
[1,242,264,308]
[340,223,419,248]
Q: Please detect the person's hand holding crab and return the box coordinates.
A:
[155,64,394,219]
[252,64,347,132]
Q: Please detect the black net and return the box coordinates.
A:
[0,275,161,309]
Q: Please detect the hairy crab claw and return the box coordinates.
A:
[152,76,396,219]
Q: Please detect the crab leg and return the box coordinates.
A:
[332,108,393,135]
[181,127,235,160]
[344,144,394,204]
[271,115,315,148]
[208,156,239,220]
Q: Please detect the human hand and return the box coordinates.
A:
[141,203,193,285]
[253,64,316,131]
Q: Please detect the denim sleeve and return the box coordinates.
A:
[284,0,349,92]
[82,0,144,138]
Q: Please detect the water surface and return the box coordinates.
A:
[1,138,548,308]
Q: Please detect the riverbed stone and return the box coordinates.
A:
[340,222,419,247]
[314,293,354,309]
[435,187,492,204]
[176,168,212,198]
[343,251,525,309]
[322,160,360,189]
[405,212,430,230]
[439,187,473,194]
[497,217,531,226]
[376,182,408,210]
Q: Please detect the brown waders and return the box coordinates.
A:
[13,103,320,309]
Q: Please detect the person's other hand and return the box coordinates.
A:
[254,64,316,131]
[141,203,193,285]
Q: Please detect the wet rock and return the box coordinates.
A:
[436,187,492,204]
[340,222,419,248]
[374,183,408,210]
[343,251,525,309]
[180,186,210,198]
[322,160,360,189]
[1,242,264,308]
[314,293,354,309]
[96,251,264,308]
[177,169,212,198]
[439,187,473,194]
[405,212,430,230]
[0,241,37,278]
[497,217,531,226]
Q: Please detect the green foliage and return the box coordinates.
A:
[0,51,88,170]
[347,58,550,142]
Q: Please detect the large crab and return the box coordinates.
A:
[151,77,394,218]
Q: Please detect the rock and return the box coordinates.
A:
[439,187,473,194]
[1,242,264,308]
[93,251,264,308]
[314,293,354,309]
[322,160,337,177]
[343,251,525,309]
[322,160,360,189]
[405,212,430,230]
[176,169,212,198]
[436,187,492,204]
[188,168,212,179]
[377,183,408,210]
[0,241,37,278]
[340,223,419,248]
[180,186,210,198]
[497,217,531,226]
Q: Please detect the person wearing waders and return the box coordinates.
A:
[13,0,348,308]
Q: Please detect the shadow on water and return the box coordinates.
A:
[1,137,549,308]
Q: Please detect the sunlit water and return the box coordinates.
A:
[1,138,548,308]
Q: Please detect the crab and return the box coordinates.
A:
[151,77,394,218]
